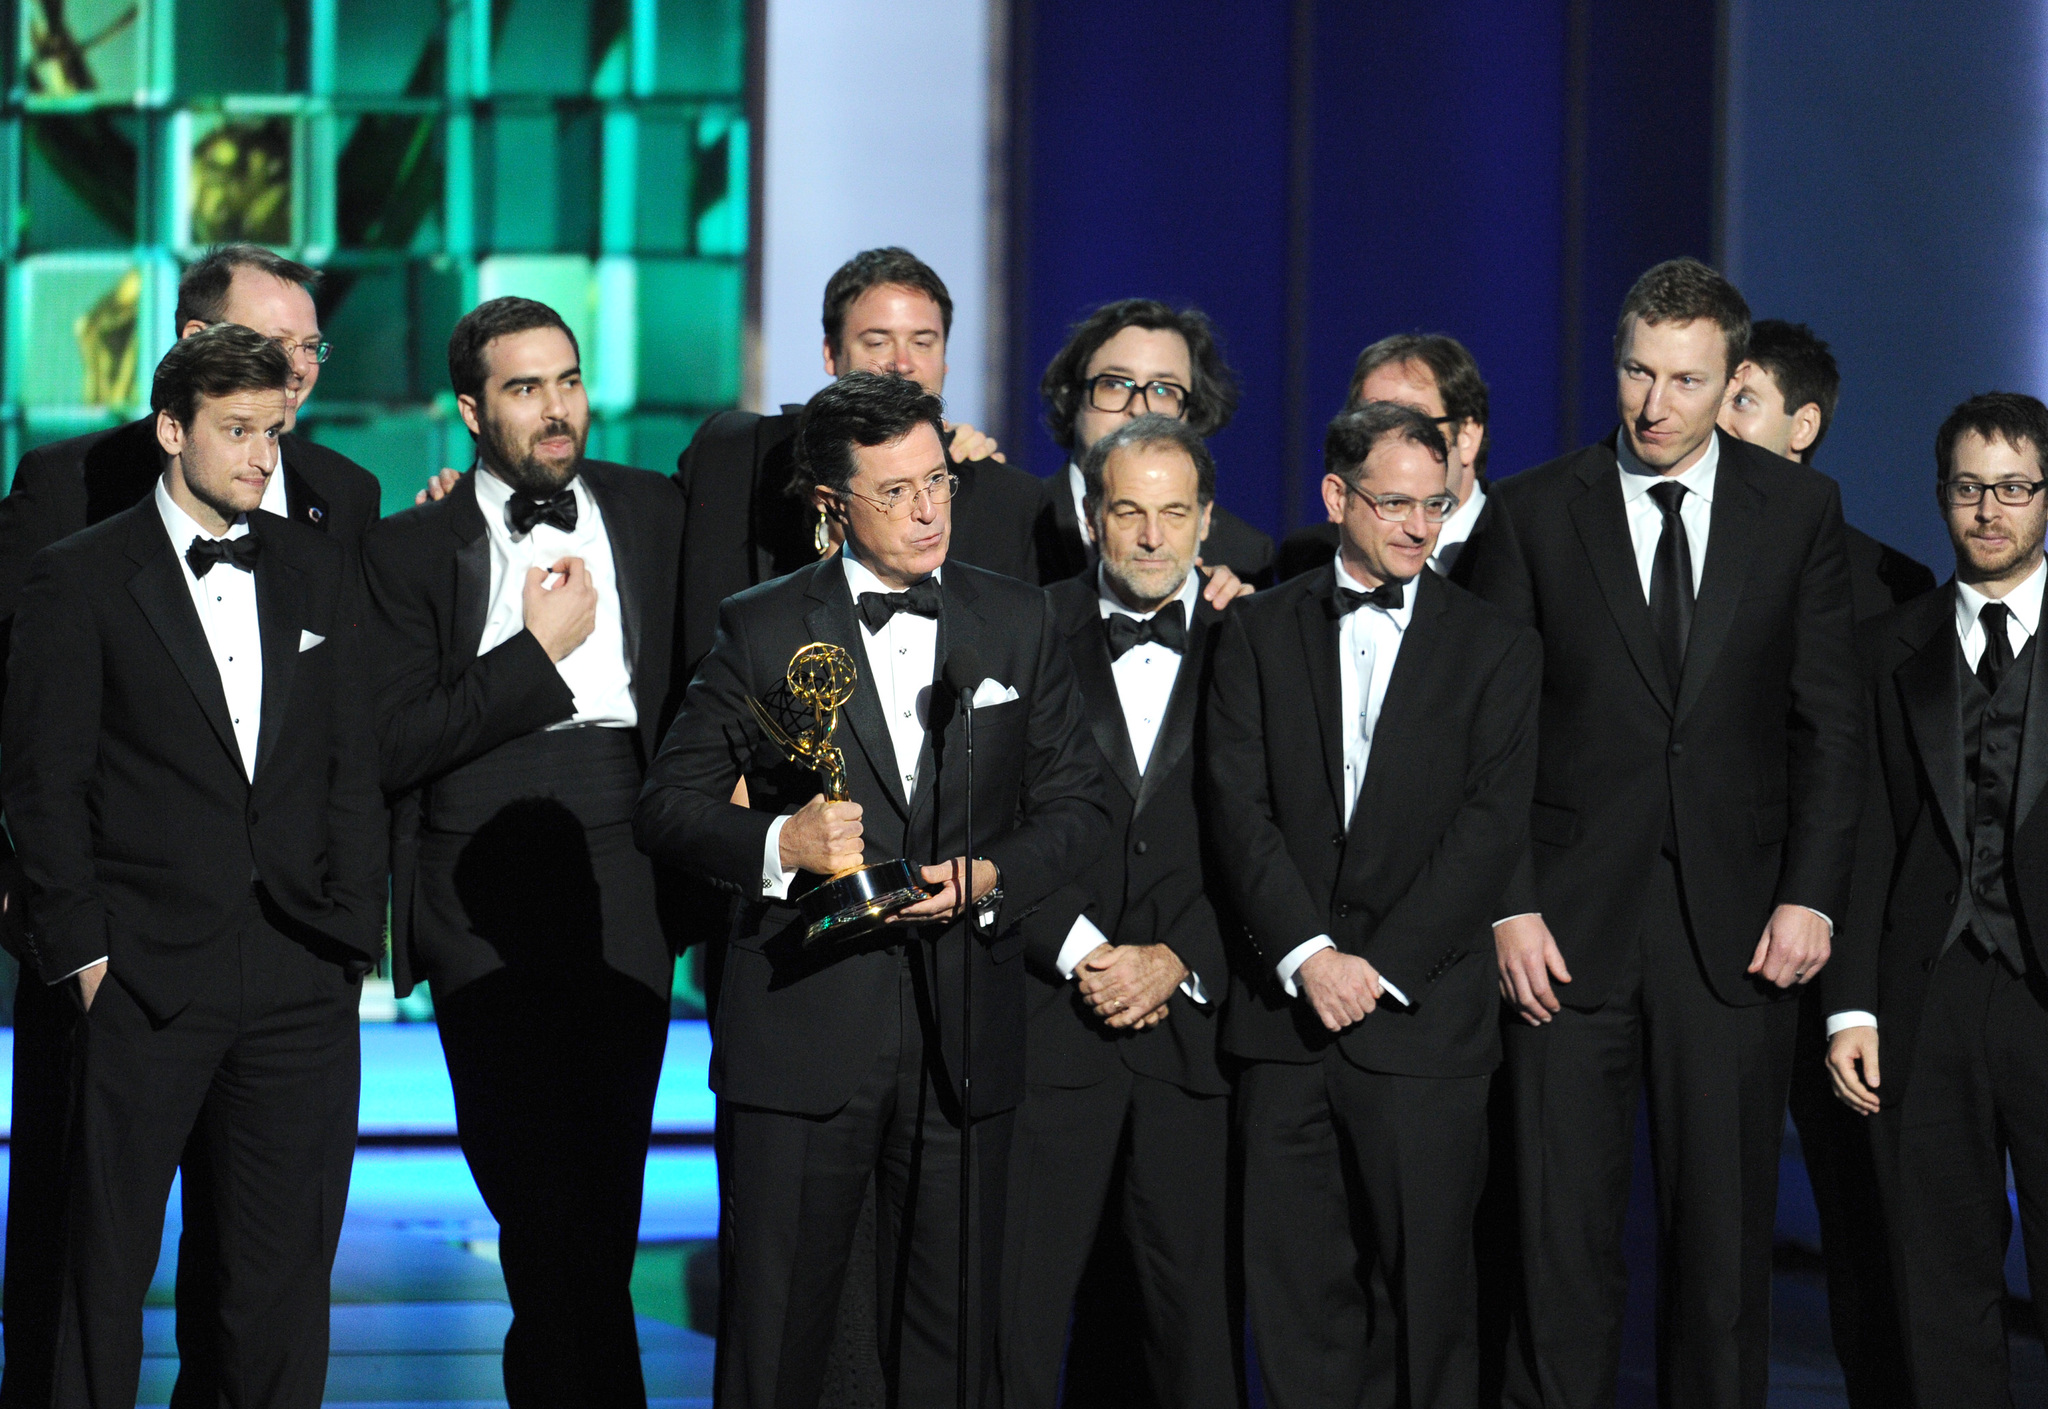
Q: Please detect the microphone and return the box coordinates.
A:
[942,646,985,710]
[940,643,985,1409]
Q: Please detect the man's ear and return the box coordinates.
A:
[822,337,841,378]
[455,393,481,438]
[154,409,185,460]
[1788,403,1823,458]
[1321,473,1348,525]
[1453,418,1484,470]
[178,318,209,341]
[1197,500,1215,544]
[812,484,845,522]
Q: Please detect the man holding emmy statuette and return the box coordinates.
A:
[636,371,1109,1409]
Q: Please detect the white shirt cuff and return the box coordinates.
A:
[1277,935,1336,998]
[1180,970,1210,1005]
[761,814,794,900]
[1057,914,1109,980]
[1825,1010,1877,1037]
[54,957,107,984]
[1378,976,1410,1007]
[1493,912,1541,929]
[1793,905,1835,937]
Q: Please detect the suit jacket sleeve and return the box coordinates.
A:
[1363,626,1542,1001]
[1459,496,1543,920]
[1776,486,1864,923]
[976,597,1111,915]
[1822,646,1890,1018]
[633,597,780,893]
[1020,878,1099,976]
[1202,609,1328,967]
[323,570,393,955]
[2,548,108,981]
[362,523,577,795]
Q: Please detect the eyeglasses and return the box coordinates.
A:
[1087,375,1190,418]
[1941,478,2048,507]
[1343,482,1459,523]
[271,336,331,366]
[840,470,959,520]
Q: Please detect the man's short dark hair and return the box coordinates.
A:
[1346,332,1491,476]
[1324,401,1449,486]
[1080,414,1217,517]
[1935,392,2048,484]
[1040,299,1241,452]
[150,322,294,431]
[793,372,948,498]
[1614,257,1751,376]
[1746,320,1841,462]
[174,244,321,331]
[821,247,953,352]
[447,297,580,404]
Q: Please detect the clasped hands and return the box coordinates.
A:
[1076,943,1188,1031]
[777,793,996,923]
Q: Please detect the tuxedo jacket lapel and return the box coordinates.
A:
[282,461,330,532]
[909,569,992,832]
[582,464,645,673]
[1345,573,1449,854]
[447,476,492,668]
[1296,577,1346,819]
[251,514,307,778]
[1070,608,1142,802]
[802,556,909,824]
[123,510,242,775]
[2014,599,2048,831]
[1136,592,1217,815]
[1895,594,1966,861]
[1675,439,1762,724]
[1568,451,1675,716]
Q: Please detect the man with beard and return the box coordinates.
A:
[0,243,380,1409]
[362,297,684,1407]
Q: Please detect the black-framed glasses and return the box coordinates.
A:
[1086,375,1190,418]
[1940,478,2048,507]
[1342,482,1459,523]
[839,470,959,520]
[271,336,331,366]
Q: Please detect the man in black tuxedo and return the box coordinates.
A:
[1206,401,1539,1409]
[635,371,1107,1407]
[1034,299,1273,595]
[1275,333,1494,586]
[2,325,384,1407]
[1826,392,2048,1408]
[0,242,380,1409]
[1718,316,1931,1409]
[363,297,683,1407]
[1000,414,1238,1409]
[675,246,1043,675]
[1464,259,1863,1409]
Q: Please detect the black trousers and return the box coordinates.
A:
[1787,985,1907,1409]
[435,963,670,1409]
[1870,941,2048,1409]
[1239,1055,1491,1409]
[717,953,1011,1409]
[1503,852,1797,1409]
[53,902,360,1409]
[1001,1065,1235,1409]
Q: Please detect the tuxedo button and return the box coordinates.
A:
[1331,833,1343,847]
[1133,840,1148,855]
[1669,743,1684,757]
[1336,903,1353,918]
[1945,891,1958,906]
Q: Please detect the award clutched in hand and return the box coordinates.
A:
[749,642,930,941]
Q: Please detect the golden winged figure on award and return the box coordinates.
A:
[749,642,930,940]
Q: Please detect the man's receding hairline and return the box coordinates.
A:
[840,283,948,335]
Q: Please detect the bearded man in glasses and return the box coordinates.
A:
[1204,400,1539,1409]
[1034,299,1273,600]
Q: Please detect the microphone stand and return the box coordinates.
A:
[955,686,975,1409]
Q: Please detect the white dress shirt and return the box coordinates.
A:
[760,552,941,898]
[1617,431,1717,599]
[1051,568,1209,1003]
[1274,560,1414,1005]
[1430,480,1487,578]
[1067,461,1098,569]
[472,468,637,729]
[157,480,264,780]
[1830,561,2047,1037]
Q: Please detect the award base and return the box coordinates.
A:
[801,858,931,942]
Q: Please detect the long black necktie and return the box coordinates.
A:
[1647,481,1694,688]
[1979,601,2015,693]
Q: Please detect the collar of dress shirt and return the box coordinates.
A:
[155,476,250,561]
[1955,555,2046,645]
[1332,556,1415,628]
[1097,561,1201,622]
[472,462,590,529]
[841,546,941,609]
[1616,428,1719,507]
[259,456,288,518]
[1437,477,1487,543]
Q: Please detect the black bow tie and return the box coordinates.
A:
[506,488,578,536]
[186,534,260,578]
[1105,600,1188,659]
[1330,580,1406,617]
[857,577,943,631]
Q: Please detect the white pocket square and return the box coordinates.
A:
[970,678,1020,707]
[299,630,326,652]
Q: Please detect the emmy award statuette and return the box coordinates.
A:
[749,642,931,941]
